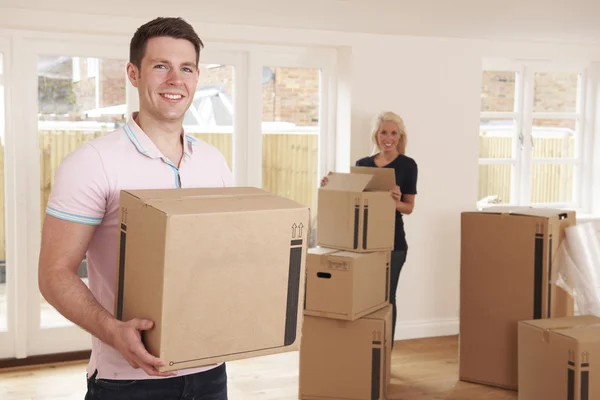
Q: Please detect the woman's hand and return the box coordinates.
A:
[390,185,402,202]
[320,172,332,187]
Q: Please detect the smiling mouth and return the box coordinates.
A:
[160,93,184,100]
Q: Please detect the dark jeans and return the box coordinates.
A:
[390,250,407,347]
[85,363,227,400]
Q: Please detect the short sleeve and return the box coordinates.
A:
[402,160,418,195]
[45,143,108,226]
[355,156,371,167]
[220,154,235,187]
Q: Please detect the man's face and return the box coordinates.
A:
[127,36,199,123]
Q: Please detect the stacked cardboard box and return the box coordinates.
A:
[298,167,397,400]
[518,315,600,400]
[459,207,576,391]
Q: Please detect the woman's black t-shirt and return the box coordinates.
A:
[355,153,418,251]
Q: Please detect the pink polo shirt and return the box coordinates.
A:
[46,113,234,380]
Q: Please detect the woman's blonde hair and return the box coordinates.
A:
[371,111,407,155]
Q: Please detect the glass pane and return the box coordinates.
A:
[532,118,576,159]
[0,53,6,333]
[183,64,233,170]
[38,56,127,328]
[481,71,516,112]
[478,164,512,205]
[530,164,574,204]
[534,72,579,113]
[261,67,320,213]
[479,118,516,158]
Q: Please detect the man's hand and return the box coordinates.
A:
[320,171,332,187]
[108,318,176,377]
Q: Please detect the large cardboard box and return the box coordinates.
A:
[518,315,600,400]
[115,187,309,372]
[299,305,392,400]
[460,207,576,390]
[317,166,396,252]
[304,247,391,321]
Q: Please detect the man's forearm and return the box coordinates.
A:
[40,269,117,345]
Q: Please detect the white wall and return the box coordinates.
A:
[1,6,600,340]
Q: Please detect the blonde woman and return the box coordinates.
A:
[321,111,418,345]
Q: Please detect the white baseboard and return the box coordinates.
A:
[394,318,459,341]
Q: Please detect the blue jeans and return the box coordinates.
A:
[390,250,407,346]
[85,363,228,400]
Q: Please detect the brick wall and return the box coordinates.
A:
[481,71,579,129]
[46,61,578,130]
[262,67,319,127]
[201,65,320,127]
[199,64,233,99]
[40,60,318,127]
[100,59,127,107]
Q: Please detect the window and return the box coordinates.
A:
[261,66,321,214]
[479,61,588,210]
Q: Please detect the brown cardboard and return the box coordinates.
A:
[316,167,396,252]
[518,315,600,400]
[304,247,391,321]
[299,305,393,400]
[459,207,575,390]
[115,187,309,372]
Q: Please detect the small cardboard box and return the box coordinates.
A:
[518,315,600,400]
[299,305,392,400]
[304,247,391,321]
[115,187,309,372]
[460,207,576,390]
[317,166,396,252]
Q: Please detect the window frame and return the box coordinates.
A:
[479,58,593,212]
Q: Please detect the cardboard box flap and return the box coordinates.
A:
[320,172,374,192]
[521,315,600,330]
[329,250,367,259]
[308,247,338,256]
[364,303,392,321]
[309,247,375,259]
[478,206,572,219]
[522,315,600,343]
[350,166,396,191]
[144,192,304,216]
[126,187,266,201]
[553,324,600,342]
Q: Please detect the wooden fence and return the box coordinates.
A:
[479,133,575,203]
[0,130,577,261]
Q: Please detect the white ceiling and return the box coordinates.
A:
[3,0,600,45]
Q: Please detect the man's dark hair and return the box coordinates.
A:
[129,17,204,69]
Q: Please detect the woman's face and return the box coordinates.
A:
[377,121,400,154]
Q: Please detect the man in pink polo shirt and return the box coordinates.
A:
[38,17,231,399]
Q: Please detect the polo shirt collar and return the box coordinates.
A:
[124,112,197,159]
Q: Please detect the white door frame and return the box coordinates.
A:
[246,47,336,189]
[16,33,128,356]
[0,35,16,360]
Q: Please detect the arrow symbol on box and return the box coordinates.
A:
[292,223,297,238]
[298,223,304,238]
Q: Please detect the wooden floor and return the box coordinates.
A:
[0,335,517,399]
